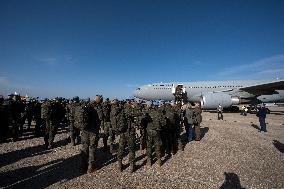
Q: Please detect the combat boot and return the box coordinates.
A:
[117,160,123,172]
[87,164,96,174]
[109,144,114,154]
[70,137,75,146]
[140,144,143,151]
[146,158,151,168]
[129,162,135,173]
[103,138,108,152]
[157,158,162,172]
[195,137,201,141]
[75,138,79,145]
[178,143,184,151]
[47,143,53,149]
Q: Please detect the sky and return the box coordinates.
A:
[0,0,284,99]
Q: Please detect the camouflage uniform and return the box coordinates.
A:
[193,105,202,141]
[158,105,170,156]
[41,100,51,148]
[10,97,24,141]
[165,105,183,153]
[102,100,112,151]
[43,100,65,148]
[68,101,80,145]
[25,100,35,131]
[80,102,100,173]
[116,103,136,172]
[143,106,166,170]
[183,105,194,142]
[92,101,103,132]
[33,100,42,137]
[139,104,147,151]
[110,102,121,150]
[0,97,10,143]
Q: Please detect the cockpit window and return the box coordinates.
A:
[136,88,141,90]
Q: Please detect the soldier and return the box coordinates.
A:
[0,95,10,143]
[139,102,147,152]
[91,95,104,142]
[74,100,100,173]
[68,96,81,146]
[116,100,137,173]
[256,104,267,132]
[182,103,193,142]
[110,99,121,153]
[217,104,223,120]
[43,98,65,149]
[158,100,170,157]
[25,99,35,131]
[9,94,25,141]
[102,98,112,152]
[169,101,183,152]
[143,101,166,171]
[192,102,202,141]
[33,99,42,137]
[41,99,51,148]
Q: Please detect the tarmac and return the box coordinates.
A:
[0,107,283,189]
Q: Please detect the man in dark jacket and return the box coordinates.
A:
[257,104,267,132]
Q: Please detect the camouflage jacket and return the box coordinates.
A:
[143,107,166,132]
[193,106,202,124]
[92,102,103,122]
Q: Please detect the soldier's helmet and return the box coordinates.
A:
[112,99,118,104]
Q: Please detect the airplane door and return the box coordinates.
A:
[172,84,184,94]
[173,84,187,104]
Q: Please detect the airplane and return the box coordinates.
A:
[133,79,284,109]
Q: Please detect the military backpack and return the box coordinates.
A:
[74,103,92,130]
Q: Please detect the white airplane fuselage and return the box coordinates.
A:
[133,80,284,108]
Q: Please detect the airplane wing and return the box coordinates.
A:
[239,80,284,96]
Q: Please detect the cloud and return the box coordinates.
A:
[257,68,284,75]
[38,57,58,65]
[217,54,284,79]
[35,54,75,66]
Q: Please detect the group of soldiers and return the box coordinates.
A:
[0,94,43,143]
[0,94,203,174]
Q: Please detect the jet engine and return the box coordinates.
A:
[201,93,240,109]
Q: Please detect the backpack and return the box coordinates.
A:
[74,103,91,130]
[41,102,50,119]
[116,109,128,134]
[49,103,59,121]
[166,111,176,125]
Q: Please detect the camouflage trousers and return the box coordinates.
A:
[34,117,43,137]
[44,120,59,146]
[69,121,80,140]
[193,123,201,141]
[168,126,183,153]
[146,130,162,159]
[81,131,99,166]
[161,128,172,155]
[139,127,147,150]
[11,118,21,141]
[117,131,135,163]
[103,121,115,148]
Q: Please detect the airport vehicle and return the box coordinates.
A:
[133,79,284,109]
